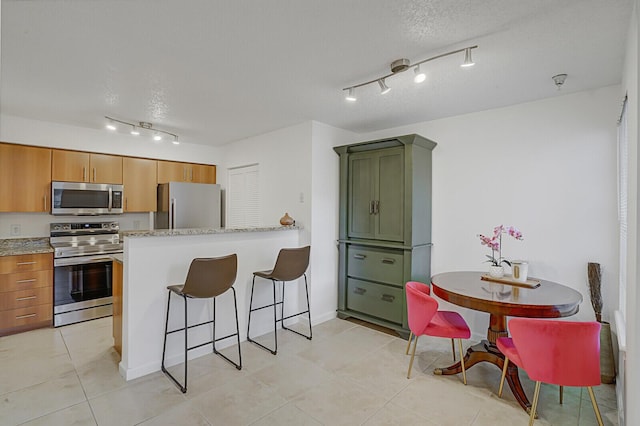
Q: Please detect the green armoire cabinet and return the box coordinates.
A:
[334,134,437,336]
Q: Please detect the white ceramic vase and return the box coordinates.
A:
[488,265,505,278]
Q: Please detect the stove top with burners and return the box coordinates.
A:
[50,221,123,258]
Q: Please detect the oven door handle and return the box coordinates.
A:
[54,255,115,267]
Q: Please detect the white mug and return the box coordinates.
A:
[512,260,529,283]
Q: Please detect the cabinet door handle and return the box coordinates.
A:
[16,261,37,266]
[353,254,366,260]
[381,294,395,303]
[16,296,37,301]
[381,258,395,264]
[374,200,380,214]
[83,166,87,181]
[354,287,366,295]
[125,198,128,210]
[16,278,36,283]
[93,168,96,182]
[43,195,47,212]
[16,313,36,319]
[183,167,187,181]
[190,168,193,181]
[369,200,374,214]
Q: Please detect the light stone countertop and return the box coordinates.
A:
[0,237,53,257]
[121,225,300,238]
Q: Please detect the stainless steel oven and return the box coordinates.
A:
[51,221,122,327]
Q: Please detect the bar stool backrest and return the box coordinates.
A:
[182,254,238,298]
[269,246,311,281]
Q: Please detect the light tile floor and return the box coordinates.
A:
[0,317,618,425]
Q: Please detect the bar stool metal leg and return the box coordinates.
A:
[161,291,188,393]
[281,274,312,340]
[246,276,278,354]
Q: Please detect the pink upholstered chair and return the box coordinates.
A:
[405,281,471,382]
[497,318,603,426]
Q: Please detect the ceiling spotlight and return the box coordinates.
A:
[461,48,475,68]
[172,136,180,145]
[345,87,357,102]
[130,125,140,136]
[414,65,426,83]
[378,79,391,95]
[153,133,162,141]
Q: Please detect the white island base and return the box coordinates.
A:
[120,227,301,381]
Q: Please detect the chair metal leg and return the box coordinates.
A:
[405,331,413,355]
[232,287,242,370]
[246,276,256,342]
[407,335,419,379]
[529,381,542,426]
[272,279,278,354]
[280,274,313,340]
[182,296,188,392]
[587,386,604,426]
[451,338,456,361]
[161,289,171,372]
[212,297,217,354]
[458,338,467,385]
[162,292,188,393]
[210,288,242,370]
[498,357,509,397]
[559,385,563,404]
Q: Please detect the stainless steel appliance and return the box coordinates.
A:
[51,181,123,215]
[50,221,123,327]
[156,182,221,229]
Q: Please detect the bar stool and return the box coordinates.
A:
[247,245,311,354]
[161,254,241,393]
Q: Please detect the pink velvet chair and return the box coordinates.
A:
[405,281,471,382]
[496,318,604,426]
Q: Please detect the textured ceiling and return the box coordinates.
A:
[0,0,632,146]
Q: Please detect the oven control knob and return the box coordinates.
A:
[110,223,118,229]
[53,225,61,231]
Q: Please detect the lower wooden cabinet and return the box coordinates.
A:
[0,253,53,336]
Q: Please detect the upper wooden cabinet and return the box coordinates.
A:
[157,161,216,184]
[0,143,51,212]
[123,157,157,212]
[52,150,123,184]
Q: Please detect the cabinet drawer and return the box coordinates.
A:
[347,278,403,324]
[347,245,403,285]
[0,253,53,274]
[0,304,52,329]
[0,286,52,311]
[0,269,53,293]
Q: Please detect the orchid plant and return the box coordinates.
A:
[478,225,523,267]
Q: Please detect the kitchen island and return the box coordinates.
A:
[118,226,301,380]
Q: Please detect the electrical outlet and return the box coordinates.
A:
[299,192,304,203]
[10,224,21,236]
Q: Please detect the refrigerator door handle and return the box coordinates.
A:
[170,197,177,229]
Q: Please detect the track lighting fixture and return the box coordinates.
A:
[105,116,179,143]
[342,45,478,100]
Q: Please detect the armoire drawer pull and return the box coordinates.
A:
[381,294,395,303]
[381,258,395,264]
[353,254,367,260]
[354,287,367,295]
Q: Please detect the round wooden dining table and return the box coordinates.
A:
[430,271,583,413]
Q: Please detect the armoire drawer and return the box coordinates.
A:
[347,245,404,285]
[0,286,53,311]
[346,278,403,324]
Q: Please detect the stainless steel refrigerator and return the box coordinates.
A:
[156,182,221,229]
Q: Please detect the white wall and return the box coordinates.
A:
[0,114,222,237]
[360,86,620,335]
[218,122,313,241]
[310,121,359,323]
[620,1,639,424]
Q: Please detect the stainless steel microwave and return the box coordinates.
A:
[51,181,123,215]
